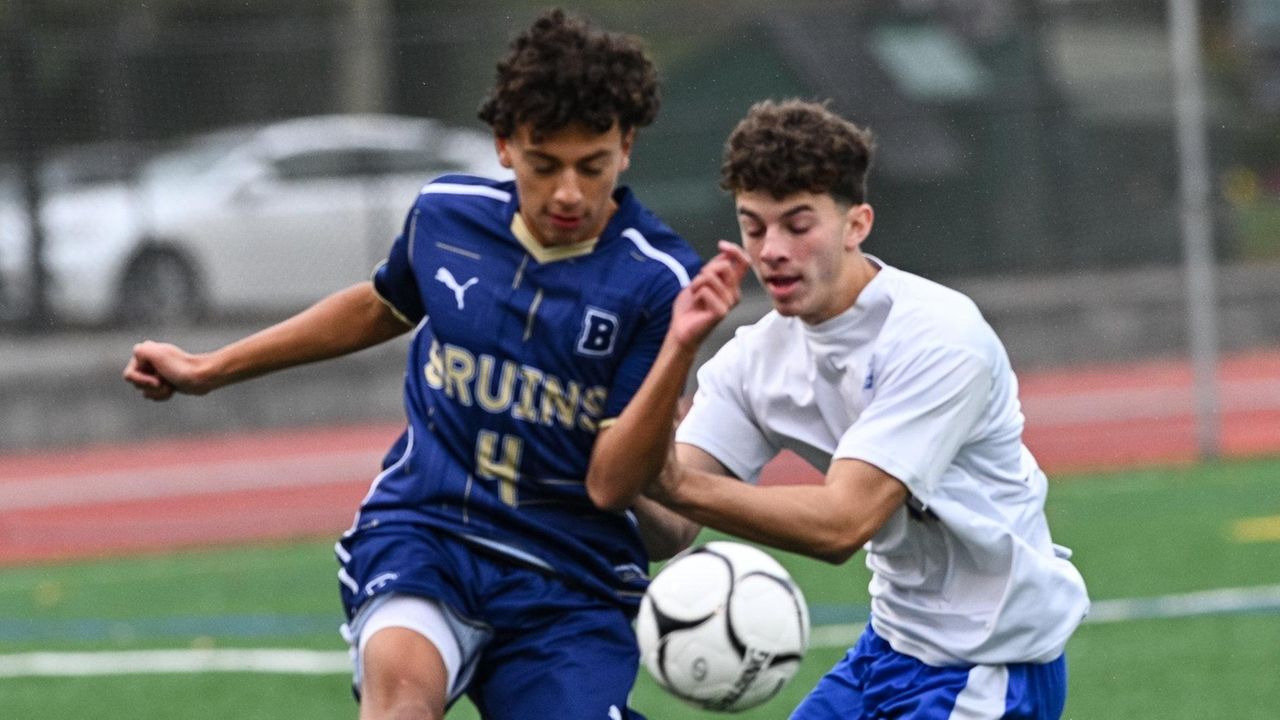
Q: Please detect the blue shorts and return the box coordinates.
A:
[791,625,1067,720]
[337,524,646,720]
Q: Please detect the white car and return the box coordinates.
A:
[0,114,509,326]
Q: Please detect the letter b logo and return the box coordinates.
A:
[577,307,619,357]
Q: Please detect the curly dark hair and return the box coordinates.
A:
[477,9,660,140]
[720,99,875,206]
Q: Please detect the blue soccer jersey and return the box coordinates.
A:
[348,174,700,608]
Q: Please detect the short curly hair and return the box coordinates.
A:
[720,99,875,206]
[477,9,660,141]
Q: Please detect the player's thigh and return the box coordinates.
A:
[792,629,1066,720]
[1001,655,1067,720]
[337,524,471,619]
[359,626,449,720]
[470,599,644,719]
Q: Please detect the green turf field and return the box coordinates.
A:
[2,456,1278,719]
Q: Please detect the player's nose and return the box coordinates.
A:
[552,170,585,208]
[758,225,790,264]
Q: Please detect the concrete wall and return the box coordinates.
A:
[3,260,1278,452]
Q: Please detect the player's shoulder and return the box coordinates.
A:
[414,173,515,213]
[609,189,702,289]
[876,263,999,353]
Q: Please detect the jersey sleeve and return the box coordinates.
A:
[674,338,777,484]
[834,344,992,502]
[371,207,426,324]
[601,252,701,420]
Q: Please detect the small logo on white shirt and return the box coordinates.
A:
[435,267,479,309]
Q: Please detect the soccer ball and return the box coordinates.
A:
[636,541,810,712]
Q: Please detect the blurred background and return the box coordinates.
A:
[2,0,1279,455]
[2,3,1279,718]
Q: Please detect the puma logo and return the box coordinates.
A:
[435,267,479,310]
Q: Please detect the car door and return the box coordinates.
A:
[205,146,372,313]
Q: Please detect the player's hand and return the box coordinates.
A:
[670,241,751,350]
[122,341,210,401]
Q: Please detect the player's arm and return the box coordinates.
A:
[630,496,699,561]
[651,452,907,565]
[584,243,750,511]
[627,439,728,559]
[123,281,412,401]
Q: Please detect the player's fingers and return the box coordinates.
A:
[697,263,743,307]
[716,241,751,278]
[122,356,160,388]
[689,276,735,314]
[143,383,175,402]
[691,286,733,318]
[705,254,747,295]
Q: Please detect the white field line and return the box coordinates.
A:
[0,449,383,511]
[0,648,351,677]
[4,584,1279,678]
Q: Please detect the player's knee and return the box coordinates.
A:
[360,673,445,720]
[360,628,449,720]
[364,698,444,720]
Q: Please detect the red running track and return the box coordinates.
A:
[2,351,1279,566]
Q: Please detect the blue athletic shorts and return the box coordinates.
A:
[790,625,1067,720]
[337,523,647,720]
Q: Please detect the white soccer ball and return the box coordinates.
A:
[636,541,810,713]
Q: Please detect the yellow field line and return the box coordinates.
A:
[1231,515,1280,543]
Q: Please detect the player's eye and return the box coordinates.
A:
[532,164,557,176]
[578,164,604,177]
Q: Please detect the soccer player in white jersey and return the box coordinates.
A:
[630,99,1090,718]
[123,9,703,720]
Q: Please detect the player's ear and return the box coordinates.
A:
[618,128,635,172]
[844,203,874,250]
[495,135,514,168]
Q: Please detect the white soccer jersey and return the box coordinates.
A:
[676,258,1089,666]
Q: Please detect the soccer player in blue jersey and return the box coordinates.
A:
[123,9,702,719]
[631,100,1090,719]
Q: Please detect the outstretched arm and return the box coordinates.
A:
[652,451,908,565]
[123,281,412,401]
[584,242,751,511]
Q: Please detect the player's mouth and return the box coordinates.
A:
[763,274,802,300]
[548,213,583,231]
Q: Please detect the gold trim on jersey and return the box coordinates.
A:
[510,212,598,263]
[368,262,417,328]
[512,254,529,289]
[523,289,544,342]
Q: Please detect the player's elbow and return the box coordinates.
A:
[647,521,700,561]
[814,545,860,565]
[585,476,633,512]
[808,528,866,565]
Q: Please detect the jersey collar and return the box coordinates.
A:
[507,186,638,264]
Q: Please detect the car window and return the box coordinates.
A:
[273,147,464,182]
[273,149,373,181]
[362,148,464,177]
